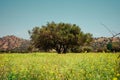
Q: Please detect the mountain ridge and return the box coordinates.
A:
[0,35,30,52]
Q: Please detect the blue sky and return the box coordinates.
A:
[0,0,120,39]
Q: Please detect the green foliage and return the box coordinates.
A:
[29,22,93,53]
[71,46,82,53]
[0,53,119,80]
[107,42,120,52]
[112,42,120,52]
[82,46,93,52]
[107,42,112,52]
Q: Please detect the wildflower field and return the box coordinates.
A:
[0,53,120,80]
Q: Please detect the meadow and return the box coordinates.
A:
[0,53,120,80]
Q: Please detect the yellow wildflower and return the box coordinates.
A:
[113,77,118,80]
[117,73,120,76]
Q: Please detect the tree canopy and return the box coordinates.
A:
[29,22,93,53]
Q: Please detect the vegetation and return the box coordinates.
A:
[91,37,120,52]
[0,22,120,53]
[0,53,120,80]
[29,22,93,53]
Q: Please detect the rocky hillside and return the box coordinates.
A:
[91,37,120,52]
[0,35,30,52]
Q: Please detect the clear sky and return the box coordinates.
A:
[0,0,120,39]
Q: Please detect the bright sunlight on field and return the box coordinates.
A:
[0,53,120,80]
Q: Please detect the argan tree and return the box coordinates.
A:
[29,22,93,54]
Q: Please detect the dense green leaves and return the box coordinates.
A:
[29,22,93,53]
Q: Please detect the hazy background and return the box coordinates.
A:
[0,0,120,39]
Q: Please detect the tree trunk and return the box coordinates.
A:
[56,44,62,54]
[56,44,67,54]
[63,45,67,54]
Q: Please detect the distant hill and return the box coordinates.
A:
[0,35,30,52]
[92,37,120,52]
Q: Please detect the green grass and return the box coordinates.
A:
[0,53,120,80]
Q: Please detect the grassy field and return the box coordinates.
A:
[0,53,120,80]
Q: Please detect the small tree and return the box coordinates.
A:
[107,42,112,52]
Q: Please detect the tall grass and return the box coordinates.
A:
[0,53,120,80]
